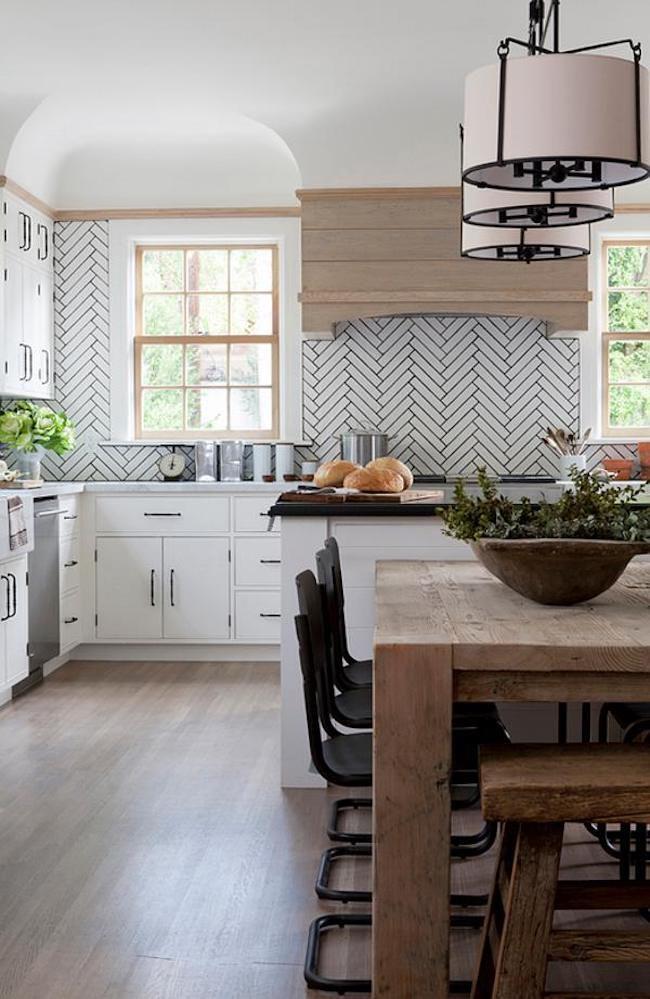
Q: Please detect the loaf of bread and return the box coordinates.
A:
[343,467,405,493]
[366,457,413,490]
[314,460,362,487]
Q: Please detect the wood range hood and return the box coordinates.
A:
[297,187,591,340]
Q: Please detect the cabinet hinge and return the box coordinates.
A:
[26,642,30,657]
[4,362,8,375]
[95,613,98,627]
[94,549,97,562]
[228,613,232,627]
[3,268,6,281]
[228,549,232,563]
[25,571,29,586]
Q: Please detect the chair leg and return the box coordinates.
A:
[316,846,372,904]
[327,797,372,845]
[471,821,563,999]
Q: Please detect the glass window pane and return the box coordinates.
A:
[608,340,650,383]
[608,245,650,288]
[186,345,227,385]
[608,291,650,332]
[142,250,184,292]
[230,294,273,335]
[230,249,274,292]
[609,384,650,428]
[187,388,228,430]
[142,389,183,431]
[141,344,183,386]
[187,294,229,335]
[230,387,273,430]
[143,295,184,335]
[229,343,273,384]
[187,250,228,292]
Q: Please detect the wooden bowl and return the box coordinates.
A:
[470,538,650,605]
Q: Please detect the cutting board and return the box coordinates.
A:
[279,489,444,504]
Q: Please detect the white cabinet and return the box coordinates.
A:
[1,556,28,687]
[234,495,279,533]
[96,537,162,640]
[235,536,281,586]
[95,536,230,641]
[95,495,229,534]
[163,537,229,640]
[1,191,54,400]
[235,590,281,641]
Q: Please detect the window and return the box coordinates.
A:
[602,240,650,437]
[134,245,278,439]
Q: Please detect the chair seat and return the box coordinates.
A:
[322,732,372,782]
[343,659,373,686]
[606,701,650,734]
[335,687,372,726]
[481,743,650,824]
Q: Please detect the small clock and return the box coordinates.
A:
[159,449,186,481]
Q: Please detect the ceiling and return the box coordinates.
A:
[2,0,650,207]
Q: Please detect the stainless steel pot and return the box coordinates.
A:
[338,429,389,465]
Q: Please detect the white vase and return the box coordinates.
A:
[16,445,45,481]
[558,453,586,480]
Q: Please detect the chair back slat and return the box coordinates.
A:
[294,613,333,776]
[324,536,356,664]
[295,569,338,734]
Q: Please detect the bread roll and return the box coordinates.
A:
[366,457,413,490]
[314,460,361,487]
[343,467,405,493]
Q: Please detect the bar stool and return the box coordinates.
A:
[316,539,509,857]
[472,743,650,999]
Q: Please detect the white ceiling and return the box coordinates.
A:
[2,0,650,207]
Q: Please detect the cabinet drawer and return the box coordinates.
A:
[235,590,281,641]
[60,538,80,593]
[235,537,281,586]
[234,495,278,533]
[60,496,80,538]
[60,591,82,651]
[96,496,229,534]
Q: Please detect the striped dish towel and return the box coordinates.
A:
[8,496,27,551]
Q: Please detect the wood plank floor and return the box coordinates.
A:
[0,661,647,997]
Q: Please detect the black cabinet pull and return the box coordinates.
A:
[170,568,175,607]
[259,613,281,618]
[25,344,33,382]
[37,223,49,261]
[150,569,156,606]
[64,616,78,625]
[144,512,182,517]
[63,514,77,520]
[64,560,78,568]
[259,559,281,564]
[41,348,49,385]
[7,574,16,619]
[19,343,27,381]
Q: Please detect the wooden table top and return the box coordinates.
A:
[375,560,650,672]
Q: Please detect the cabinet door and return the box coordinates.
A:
[96,537,163,639]
[3,557,28,685]
[163,537,230,640]
[2,257,26,395]
[32,271,53,397]
[3,195,33,258]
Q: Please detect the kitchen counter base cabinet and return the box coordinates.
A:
[0,555,29,703]
[95,537,230,641]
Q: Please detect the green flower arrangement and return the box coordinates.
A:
[0,401,76,455]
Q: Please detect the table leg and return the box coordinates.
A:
[373,641,453,998]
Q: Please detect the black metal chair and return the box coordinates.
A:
[296,568,510,994]
[316,538,509,856]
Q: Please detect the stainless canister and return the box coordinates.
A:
[338,429,389,465]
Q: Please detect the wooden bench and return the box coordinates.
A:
[472,743,650,999]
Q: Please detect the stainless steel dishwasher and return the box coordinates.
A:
[14,496,63,695]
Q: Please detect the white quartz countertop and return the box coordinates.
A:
[83,480,290,493]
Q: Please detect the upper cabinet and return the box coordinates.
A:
[1,190,54,399]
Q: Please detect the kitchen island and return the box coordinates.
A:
[277,484,570,787]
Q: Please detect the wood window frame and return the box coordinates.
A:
[601,237,650,439]
[134,243,279,441]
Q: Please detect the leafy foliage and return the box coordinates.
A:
[0,401,75,455]
[441,469,650,543]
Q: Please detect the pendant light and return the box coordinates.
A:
[462,183,614,228]
[461,221,590,261]
[462,1,649,193]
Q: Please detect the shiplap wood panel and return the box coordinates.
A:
[297,188,591,335]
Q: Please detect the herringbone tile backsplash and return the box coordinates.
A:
[304,315,581,477]
[0,220,630,480]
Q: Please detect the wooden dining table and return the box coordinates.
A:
[373,558,650,999]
